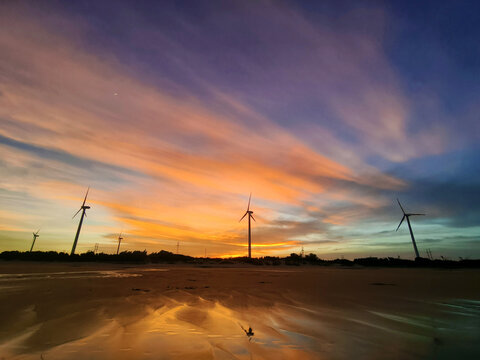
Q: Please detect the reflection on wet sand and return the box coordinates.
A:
[0,268,168,282]
[4,298,317,359]
[0,266,479,359]
[3,297,479,359]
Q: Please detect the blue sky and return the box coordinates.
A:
[0,0,479,258]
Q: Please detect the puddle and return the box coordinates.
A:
[23,301,321,360]
[1,296,479,359]
[436,299,480,317]
[0,269,152,282]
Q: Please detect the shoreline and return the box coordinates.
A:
[1,264,479,359]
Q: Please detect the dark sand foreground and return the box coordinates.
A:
[0,262,479,359]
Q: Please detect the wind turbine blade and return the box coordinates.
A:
[250,214,256,222]
[239,212,248,222]
[396,215,405,231]
[82,186,90,207]
[397,198,406,214]
[247,192,251,212]
[409,213,425,216]
[72,208,82,219]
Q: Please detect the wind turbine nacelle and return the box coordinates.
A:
[83,206,91,209]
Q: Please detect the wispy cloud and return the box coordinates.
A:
[0,1,478,258]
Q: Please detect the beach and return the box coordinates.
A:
[0,262,479,359]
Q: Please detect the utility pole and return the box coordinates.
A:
[426,248,433,260]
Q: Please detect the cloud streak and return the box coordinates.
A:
[0,1,478,258]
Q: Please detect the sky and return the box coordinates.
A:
[0,0,479,259]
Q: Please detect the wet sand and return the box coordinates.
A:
[0,262,479,359]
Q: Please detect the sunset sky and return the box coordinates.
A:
[1,0,479,259]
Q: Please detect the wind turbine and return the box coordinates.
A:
[396,199,425,259]
[30,229,40,252]
[71,187,91,255]
[239,193,255,258]
[116,232,123,255]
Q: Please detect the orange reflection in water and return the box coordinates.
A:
[11,298,318,360]
[3,293,479,359]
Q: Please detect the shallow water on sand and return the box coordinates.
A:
[0,268,168,282]
[1,267,479,359]
[2,296,479,359]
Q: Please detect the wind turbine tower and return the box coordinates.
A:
[116,232,123,255]
[71,187,91,255]
[396,199,425,259]
[239,193,256,258]
[30,230,40,252]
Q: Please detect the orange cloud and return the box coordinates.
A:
[0,3,434,257]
